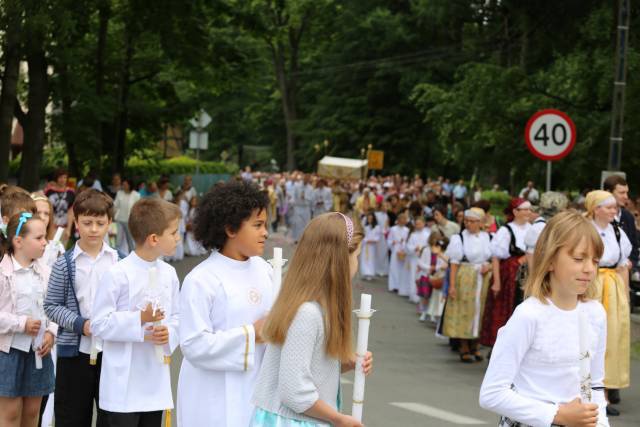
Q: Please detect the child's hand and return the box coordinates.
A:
[149,325,169,345]
[25,318,42,336]
[37,331,55,357]
[362,351,373,376]
[253,317,267,344]
[554,398,598,427]
[83,320,92,337]
[140,303,164,325]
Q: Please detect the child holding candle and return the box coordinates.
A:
[479,211,609,426]
[250,212,373,427]
[43,189,120,427]
[177,180,274,427]
[387,213,409,294]
[0,212,56,427]
[91,198,181,426]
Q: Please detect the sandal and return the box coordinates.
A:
[472,351,484,362]
[459,352,474,363]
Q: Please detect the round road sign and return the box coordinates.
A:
[524,109,576,161]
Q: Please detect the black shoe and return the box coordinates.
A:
[606,405,620,416]
[608,389,621,404]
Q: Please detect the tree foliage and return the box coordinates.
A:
[1,0,639,191]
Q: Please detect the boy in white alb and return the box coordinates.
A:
[91,198,181,427]
[177,180,273,427]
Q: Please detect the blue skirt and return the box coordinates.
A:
[0,347,54,397]
[250,409,328,427]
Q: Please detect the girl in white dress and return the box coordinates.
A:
[373,204,389,276]
[406,217,430,303]
[184,196,207,256]
[359,212,380,280]
[386,213,409,293]
[480,211,609,427]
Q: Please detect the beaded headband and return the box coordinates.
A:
[336,212,354,246]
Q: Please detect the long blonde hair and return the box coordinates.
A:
[524,210,603,302]
[263,212,363,361]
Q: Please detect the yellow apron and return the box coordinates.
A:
[594,268,630,388]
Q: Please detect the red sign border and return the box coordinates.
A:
[524,109,576,161]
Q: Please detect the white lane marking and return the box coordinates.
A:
[389,402,487,425]
[340,377,353,385]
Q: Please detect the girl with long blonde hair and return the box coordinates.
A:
[251,213,372,427]
[584,190,632,417]
[480,211,608,427]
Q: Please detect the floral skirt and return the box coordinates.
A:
[442,264,491,339]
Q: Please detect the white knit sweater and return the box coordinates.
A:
[252,301,341,424]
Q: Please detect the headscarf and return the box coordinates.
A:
[538,191,568,218]
[584,190,616,218]
[504,197,530,222]
[464,207,485,220]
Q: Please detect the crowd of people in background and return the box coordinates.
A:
[0,166,637,425]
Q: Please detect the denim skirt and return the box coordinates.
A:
[0,348,54,397]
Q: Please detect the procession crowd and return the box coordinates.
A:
[0,165,635,427]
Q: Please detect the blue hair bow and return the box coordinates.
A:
[15,212,33,237]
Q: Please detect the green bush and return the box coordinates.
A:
[125,155,238,177]
[480,190,512,217]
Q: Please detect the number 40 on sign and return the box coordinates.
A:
[525,109,576,161]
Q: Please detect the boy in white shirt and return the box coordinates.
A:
[91,198,181,427]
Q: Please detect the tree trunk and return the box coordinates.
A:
[59,62,80,177]
[18,48,49,191]
[112,27,134,174]
[273,44,297,171]
[0,31,21,182]
[96,0,110,164]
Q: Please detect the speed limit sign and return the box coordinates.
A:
[524,109,576,161]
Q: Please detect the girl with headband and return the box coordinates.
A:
[481,198,531,349]
[585,190,632,417]
[442,207,493,363]
[0,212,56,427]
[251,212,373,427]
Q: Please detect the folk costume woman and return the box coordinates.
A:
[585,190,631,415]
[443,208,493,363]
[480,198,531,348]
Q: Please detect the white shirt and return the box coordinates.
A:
[114,190,141,223]
[519,187,540,203]
[73,242,119,354]
[387,225,409,254]
[446,230,492,264]
[11,257,40,352]
[406,228,431,258]
[177,251,274,427]
[491,222,531,259]
[91,252,180,412]
[182,186,197,202]
[592,221,632,267]
[480,298,609,427]
[525,219,547,254]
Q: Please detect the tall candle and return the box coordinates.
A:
[352,293,374,422]
[272,247,283,297]
[148,268,166,364]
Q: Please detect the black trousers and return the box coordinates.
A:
[104,410,162,427]
[55,352,107,427]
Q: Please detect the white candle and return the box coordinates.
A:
[90,336,98,365]
[578,310,591,402]
[352,293,374,422]
[148,268,166,364]
[272,247,284,297]
[53,227,64,243]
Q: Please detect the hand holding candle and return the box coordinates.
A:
[269,247,288,297]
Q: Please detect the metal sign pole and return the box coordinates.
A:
[546,161,552,192]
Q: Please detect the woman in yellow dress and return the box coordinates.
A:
[585,190,632,416]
